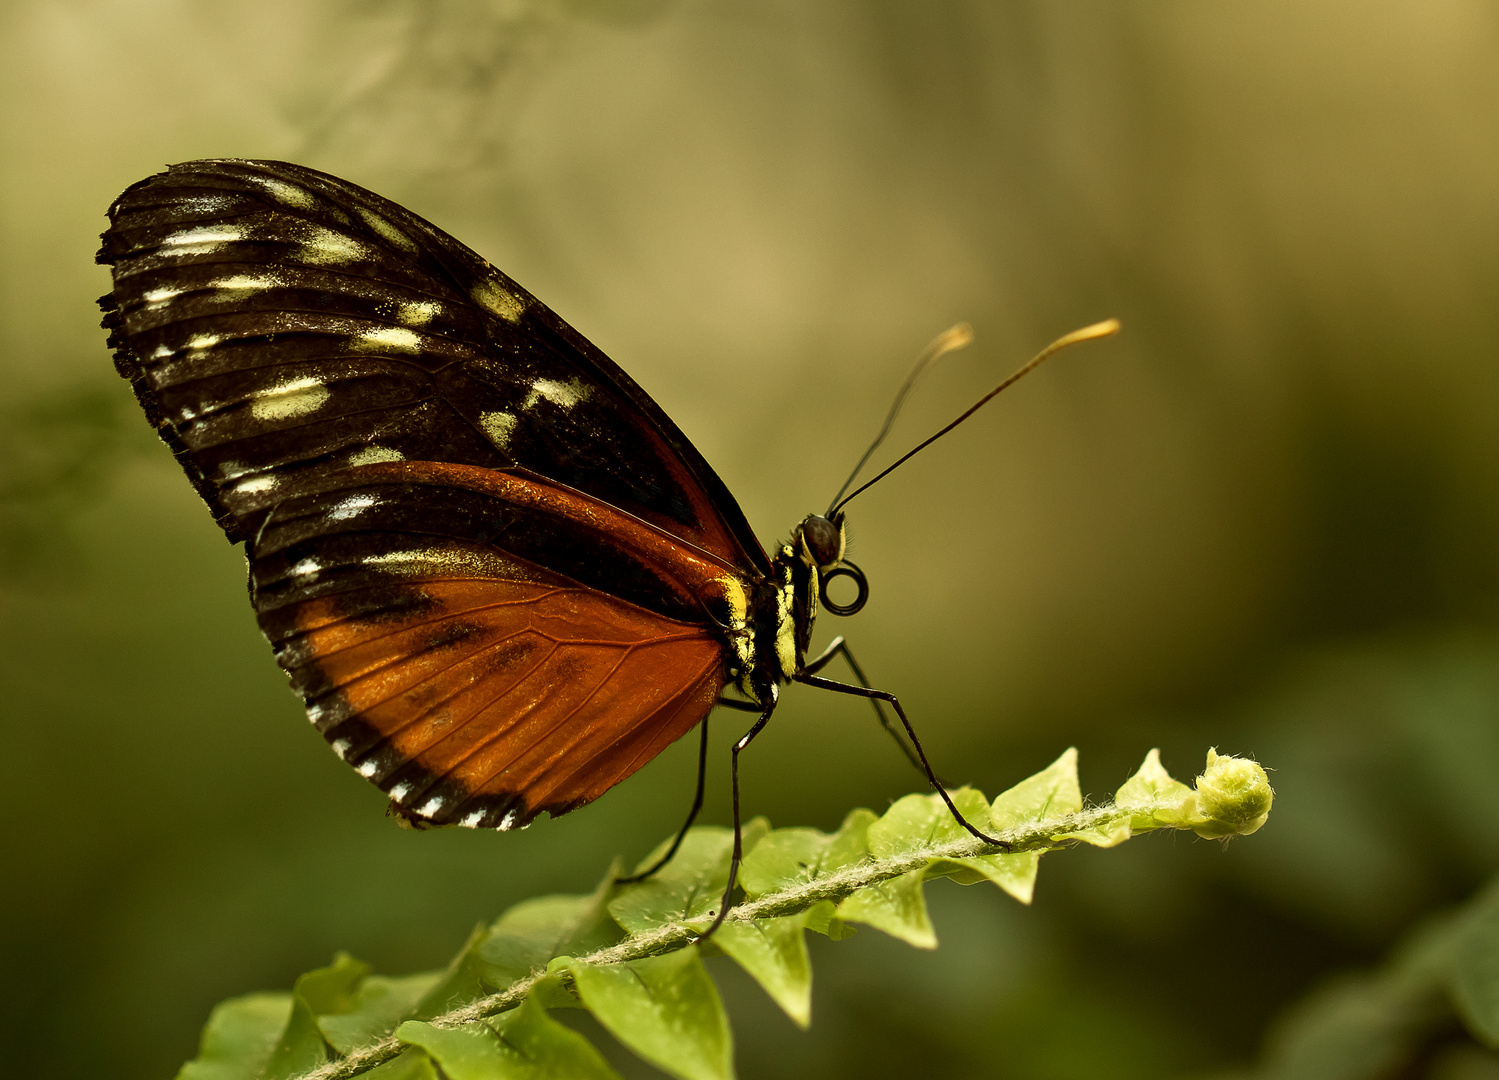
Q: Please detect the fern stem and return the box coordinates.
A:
[298,800,1146,1080]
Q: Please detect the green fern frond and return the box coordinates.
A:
[175,747,1273,1080]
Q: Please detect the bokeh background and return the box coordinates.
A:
[6,1,1499,1077]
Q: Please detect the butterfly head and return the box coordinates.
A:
[796,512,844,569]
[793,512,868,618]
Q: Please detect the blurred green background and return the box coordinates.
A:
[6,1,1499,1077]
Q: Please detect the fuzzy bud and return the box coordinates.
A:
[1189,749,1273,839]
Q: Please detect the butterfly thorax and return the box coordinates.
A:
[735,513,848,705]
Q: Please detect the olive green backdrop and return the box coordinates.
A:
[6,2,1499,1077]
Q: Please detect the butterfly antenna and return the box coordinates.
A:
[825,323,975,516]
[829,318,1121,516]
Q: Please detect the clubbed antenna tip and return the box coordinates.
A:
[829,317,1121,515]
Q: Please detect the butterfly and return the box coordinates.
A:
[99,159,1113,923]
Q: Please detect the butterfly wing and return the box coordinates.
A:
[98,159,765,826]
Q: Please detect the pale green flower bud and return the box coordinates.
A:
[1189,749,1273,839]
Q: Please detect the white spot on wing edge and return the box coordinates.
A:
[416,796,446,817]
[472,278,526,324]
[300,227,366,265]
[523,378,589,410]
[460,809,486,827]
[212,273,280,300]
[232,474,277,495]
[358,208,418,251]
[498,809,521,831]
[353,326,422,353]
[249,376,330,422]
[257,177,314,209]
[215,273,276,288]
[399,300,440,326]
[389,781,414,803]
[142,275,276,310]
[159,225,243,251]
[327,493,377,521]
[330,738,353,759]
[357,760,379,778]
[480,410,517,448]
[347,445,405,466]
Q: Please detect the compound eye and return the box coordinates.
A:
[800,514,842,567]
[819,560,869,616]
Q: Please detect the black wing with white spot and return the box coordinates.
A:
[97,159,771,830]
[97,158,770,578]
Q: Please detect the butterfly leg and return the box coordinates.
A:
[617,716,712,884]
[794,673,1009,850]
[713,696,763,712]
[699,687,779,941]
[801,636,933,781]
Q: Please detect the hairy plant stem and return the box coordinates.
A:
[299,800,1155,1080]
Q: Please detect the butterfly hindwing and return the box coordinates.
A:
[271,546,726,829]
[98,159,767,827]
[239,457,747,825]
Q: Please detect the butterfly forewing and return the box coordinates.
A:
[101,159,766,568]
[99,159,767,828]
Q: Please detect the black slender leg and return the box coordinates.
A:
[802,636,933,780]
[795,672,1009,850]
[617,717,711,884]
[713,696,763,712]
[699,688,779,941]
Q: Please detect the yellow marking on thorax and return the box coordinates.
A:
[773,546,798,677]
[709,575,755,683]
